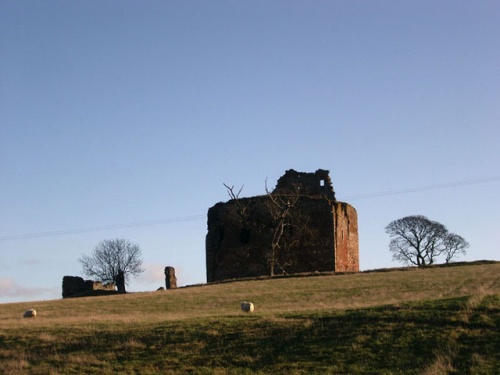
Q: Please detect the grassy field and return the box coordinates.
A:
[0,262,499,374]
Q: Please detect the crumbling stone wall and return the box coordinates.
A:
[274,168,335,199]
[206,169,359,282]
[62,276,115,298]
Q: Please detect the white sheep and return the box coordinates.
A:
[23,309,37,318]
[240,301,254,313]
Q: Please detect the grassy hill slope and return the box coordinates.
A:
[1,263,499,374]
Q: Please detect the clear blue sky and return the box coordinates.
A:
[1,1,499,303]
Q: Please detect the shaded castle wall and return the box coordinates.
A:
[206,169,359,282]
[206,197,269,282]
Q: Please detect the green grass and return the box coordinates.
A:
[0,263,499,374]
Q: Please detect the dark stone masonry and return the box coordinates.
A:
[206,169,359,283]
[62,276,116,298]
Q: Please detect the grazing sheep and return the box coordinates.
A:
[240,301,254,313]
[23,309,37,318]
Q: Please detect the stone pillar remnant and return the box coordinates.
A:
[164,266,177,289]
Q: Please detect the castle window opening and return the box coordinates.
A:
[320,179,325,187]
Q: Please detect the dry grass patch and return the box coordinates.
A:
[0,352,30,374]
[0,263,498,374]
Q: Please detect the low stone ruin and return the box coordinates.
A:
[62,276,116,298]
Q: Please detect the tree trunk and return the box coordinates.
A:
[115,271,126,293]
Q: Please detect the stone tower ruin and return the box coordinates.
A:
[206,169,359,282]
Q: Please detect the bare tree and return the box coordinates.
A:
[223,183,247,222]
[264,180,303,276]
[442,233,469,263]
[79,239,144,293]
[223,183,244,201]
[385,215,469,267]
[223,181,312,277]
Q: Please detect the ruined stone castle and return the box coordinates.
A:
[206,169,359,282]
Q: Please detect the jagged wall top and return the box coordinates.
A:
[273,169,336,201]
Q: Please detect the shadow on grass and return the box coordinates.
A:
[2,295,498,374]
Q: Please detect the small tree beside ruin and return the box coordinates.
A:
[385,215,469,267]
[79,239,144,293]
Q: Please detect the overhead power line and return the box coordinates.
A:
[339,176,500,201]
[0,215,205,241]
[1,176,499,242]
